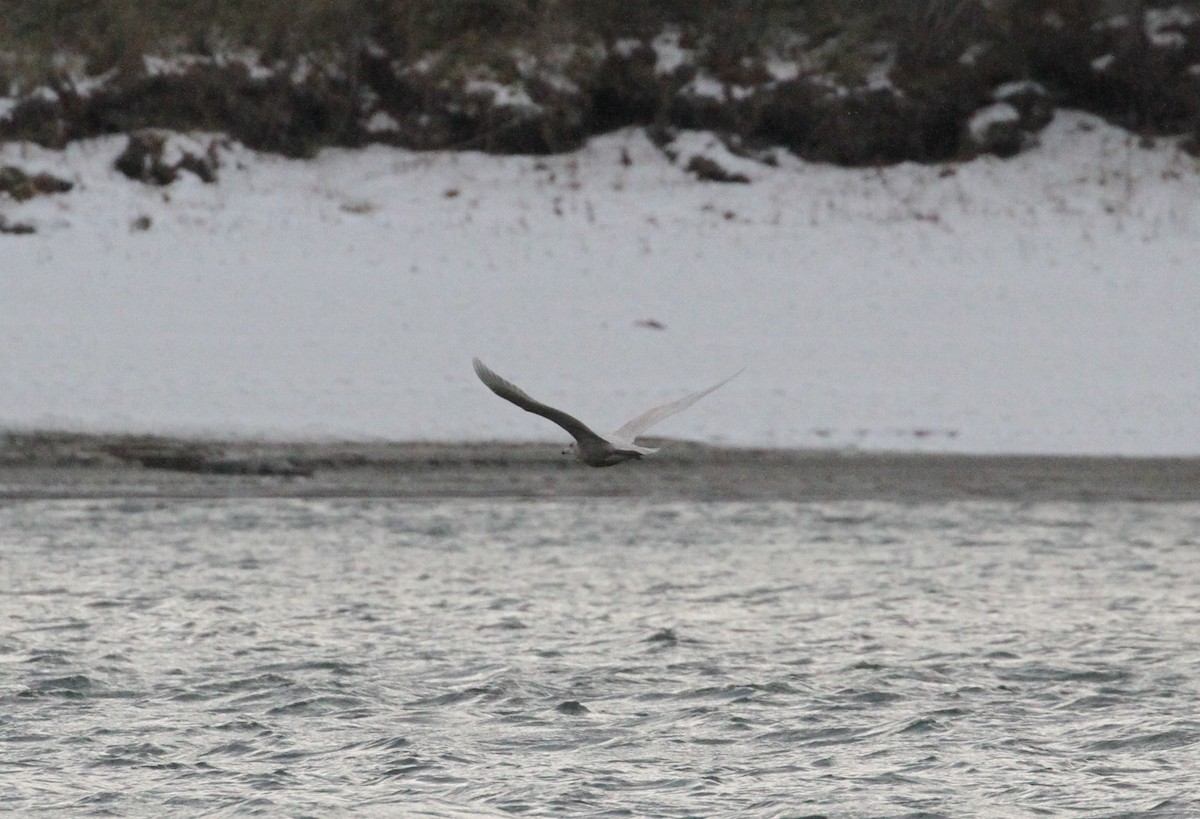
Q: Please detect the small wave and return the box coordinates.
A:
[1086,729,1200,752]
[5,497,1200,817]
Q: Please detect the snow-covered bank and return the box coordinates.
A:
[3,111,1199,455]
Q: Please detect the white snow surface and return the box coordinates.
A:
[2,111,1199,455]
[967,103,1020,141]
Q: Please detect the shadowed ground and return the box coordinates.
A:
[2,432,1198,502]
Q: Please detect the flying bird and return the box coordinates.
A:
[472,357,740,467]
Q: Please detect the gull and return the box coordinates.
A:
[472,357,740,467]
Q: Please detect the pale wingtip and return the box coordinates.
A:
[472,357,495,387]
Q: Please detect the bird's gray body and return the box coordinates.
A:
[472,358,738,468]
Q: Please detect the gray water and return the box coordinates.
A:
[2,498,1199,817]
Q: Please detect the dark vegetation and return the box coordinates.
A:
[2,0,1200,164]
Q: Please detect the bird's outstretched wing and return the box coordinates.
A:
[609,369,742,444]
[473,358,609,448]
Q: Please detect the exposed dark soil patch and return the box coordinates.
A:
[112,130,221,184]
[0,165,74,200]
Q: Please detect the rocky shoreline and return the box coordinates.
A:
[2,431,1197,502]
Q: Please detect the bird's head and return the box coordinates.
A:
[562,442,577,459]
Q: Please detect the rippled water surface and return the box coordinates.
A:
[3,498,1199,817]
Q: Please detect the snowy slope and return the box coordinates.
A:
[2,111,1198,455]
